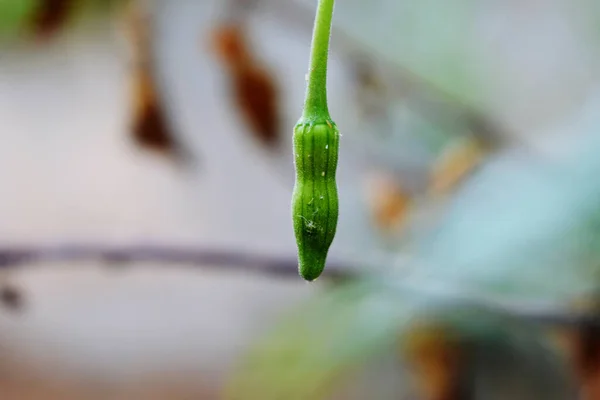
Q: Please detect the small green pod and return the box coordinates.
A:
[292,118,340,281]
[292,0,338,281]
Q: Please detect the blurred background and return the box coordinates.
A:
[1,0,600,398]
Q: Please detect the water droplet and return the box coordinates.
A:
[325,145,329,149]
[322,172,325,176]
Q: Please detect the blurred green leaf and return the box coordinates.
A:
[226,278,575,399]
[226,280,412,400]
[0,0,126,40]
[0,0,37,37]
[406,146,600,304]
[332,0,482,108]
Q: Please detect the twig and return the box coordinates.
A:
[0,244,355,281]
[0,243,598,328]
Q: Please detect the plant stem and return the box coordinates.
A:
[301,0,335,121]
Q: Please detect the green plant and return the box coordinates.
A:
[292,0,340,281]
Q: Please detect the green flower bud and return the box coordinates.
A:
[291,0,339,281]
[292,118,340,281]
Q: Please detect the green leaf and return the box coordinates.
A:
[331,0,482,108]
[406,149,600,303]
[0,0,37,37]
[226,280,413,400]
[226,279,575,399]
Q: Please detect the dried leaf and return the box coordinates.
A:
[210,23,281,150]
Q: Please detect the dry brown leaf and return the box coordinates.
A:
[365,173,412,233]
[429,138,485,196]
[209,23,280,150]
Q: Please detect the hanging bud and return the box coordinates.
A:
[292,118,340,281]
[292,0,339,281]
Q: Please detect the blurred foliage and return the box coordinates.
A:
[227,89,600,399]
[330,0,600,120]
[409,150,600,303]
[226,128,600,396]
[0,0,37,37]
[0,0,125,41]
[226,278,577,399]
[330,0,480,109]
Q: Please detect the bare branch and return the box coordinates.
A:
[0,243,595,327]
[0,244,355,281]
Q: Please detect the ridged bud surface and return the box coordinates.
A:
[292,119,340,281]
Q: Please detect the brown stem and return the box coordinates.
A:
[0,243,354,281]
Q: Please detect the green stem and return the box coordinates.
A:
[301,0,335,121]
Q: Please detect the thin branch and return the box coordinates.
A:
[0,244,355,281]
[0,244,596,327]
